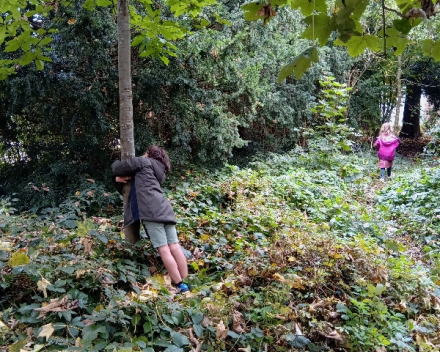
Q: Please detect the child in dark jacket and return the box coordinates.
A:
[112,145,190,293]
[375,123,399,181]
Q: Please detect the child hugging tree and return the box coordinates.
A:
[112,145,190,294]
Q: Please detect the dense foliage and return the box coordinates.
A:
[0,151,439,351]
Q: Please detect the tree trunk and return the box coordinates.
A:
[399,83,421,139]
[118,0,139,244]
[394,55,402,134]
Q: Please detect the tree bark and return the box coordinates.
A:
[399,83,421,139]
[394,55,402,134]
[118,0,140,244]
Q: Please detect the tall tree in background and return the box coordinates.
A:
[394,55,403,134]
[117,0,139,243]
[400,83,421,138]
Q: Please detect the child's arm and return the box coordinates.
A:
[375,138,380,148]
[111,157,143,176]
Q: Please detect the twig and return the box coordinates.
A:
[384,6,404,17]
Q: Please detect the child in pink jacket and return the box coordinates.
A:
[375,123,399,181]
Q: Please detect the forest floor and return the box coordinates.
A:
[0,148,439,352]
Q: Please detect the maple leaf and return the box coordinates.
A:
[38,323,55,341]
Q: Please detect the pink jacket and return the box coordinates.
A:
[375,135,399,161]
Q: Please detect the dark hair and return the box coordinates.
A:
[146,145,171,174]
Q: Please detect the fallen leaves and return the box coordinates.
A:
[33,296,79,318]
[38,323,55,341]
[37,277,51,298]
[232,310,247,333]
[215,320,228,340]
[272,273,305,290]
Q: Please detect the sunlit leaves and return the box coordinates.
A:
[290,0,326,16]
[336,35,380,57]
[421,39,440,61]
[334,0,369,21]
[278,46,318,82]
[0,0,55,78]
[393,18,412,34]
[383,27,409,56]
[302,14,335,46]
[129,1,186,63]
[167,0,217,18]
[241,2,265,21]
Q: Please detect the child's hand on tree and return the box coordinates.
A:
[116,176,131,183]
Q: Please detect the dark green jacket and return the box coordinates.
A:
[111,157,176,227]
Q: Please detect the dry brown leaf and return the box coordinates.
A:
[86,191,95,197]
[216,321,228,340]
[26,326,33,340]
[272,273,285,282]
[32,185,40,192]
[323,330,343,341]
[238,345,251,352]
[201,316,213,327]
[91,217,111,225]
[192,247,204,259]
[86,178,95,183]
[37,278,51,298]
[67,18,77,25]
[376,346,386,352]
[232,310,247,333]
[397,301,407,312]
[38,323,54,341]
[33,296,79,318]
[83,238,93,254]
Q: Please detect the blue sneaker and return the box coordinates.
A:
[176,282,190,293]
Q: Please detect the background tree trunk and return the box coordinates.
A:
[118,0,140,244]
[400,83,421,139]
[394,55,402,134]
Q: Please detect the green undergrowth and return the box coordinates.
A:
[0,152,439,352]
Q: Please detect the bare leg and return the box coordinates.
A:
[169,243,188,280]
[157,245,182,284]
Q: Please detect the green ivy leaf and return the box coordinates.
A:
[82,324,107,343]
[171,331,190,347]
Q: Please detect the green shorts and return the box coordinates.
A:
[142,221,179,248]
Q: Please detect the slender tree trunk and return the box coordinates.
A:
[118,0,140,244]
[394,55,402,134]
[400,83,421,139]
